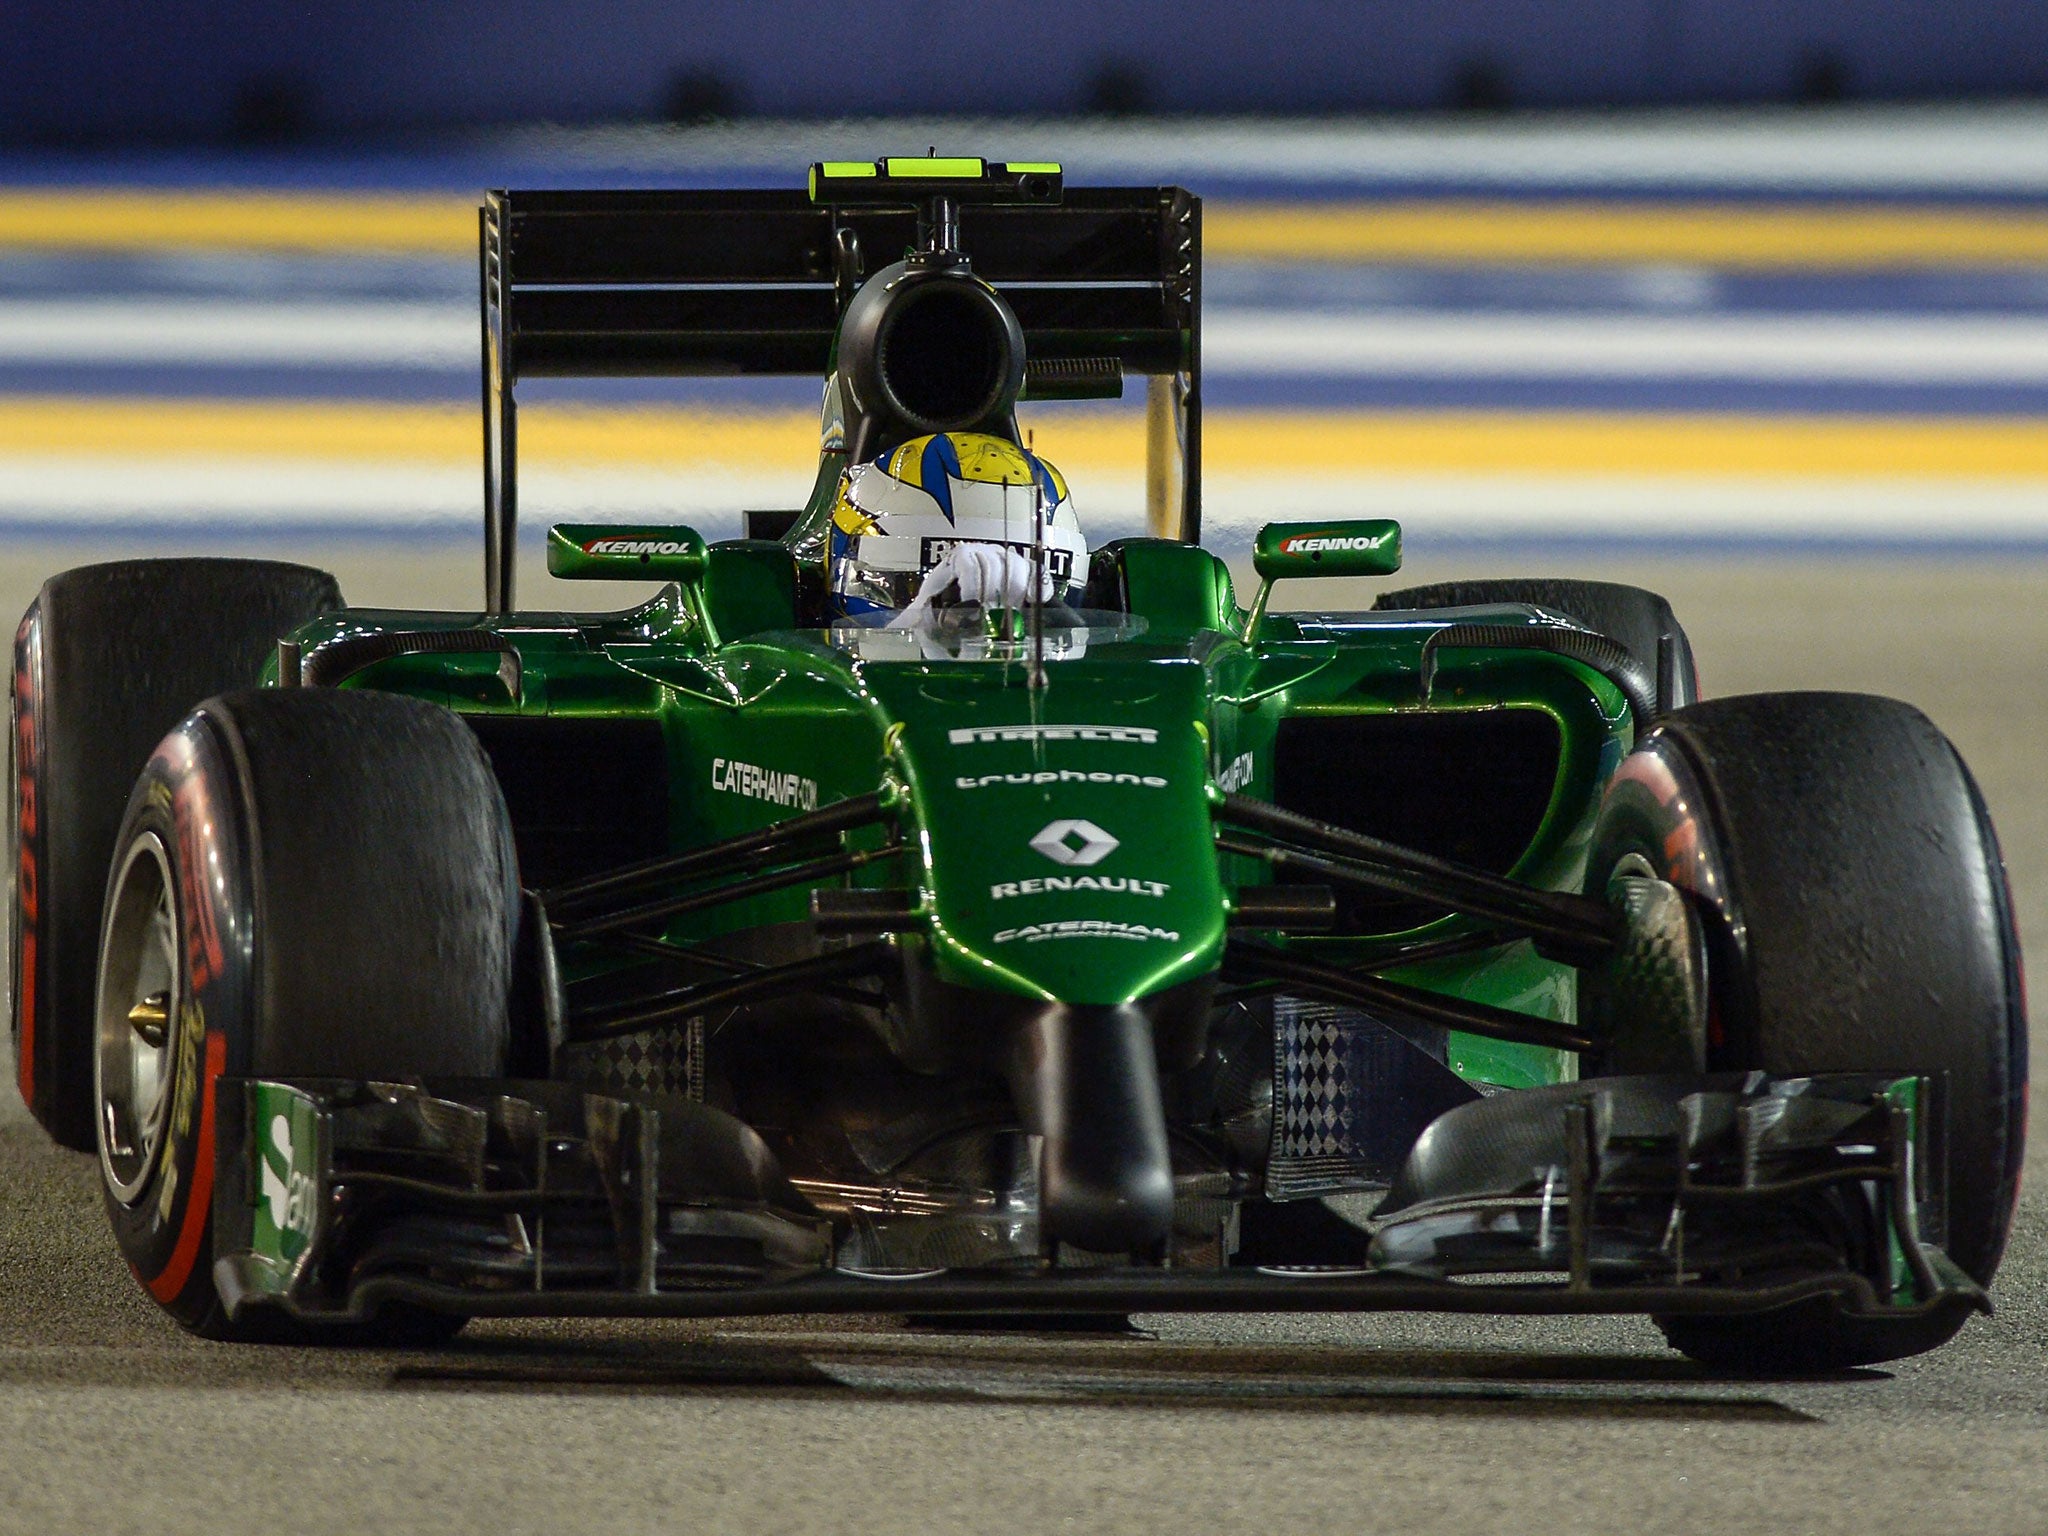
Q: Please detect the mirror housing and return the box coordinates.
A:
[547,524,707,582]
[1244,520,1402,639]
[1252,520,1402,581]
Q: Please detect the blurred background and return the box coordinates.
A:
[2,0,2044,610]
[7,12,2048,1521]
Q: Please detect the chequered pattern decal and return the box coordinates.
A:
[1271,996,1480,1198]
[1276,995,1369,1162]
[555,1016,705,1101]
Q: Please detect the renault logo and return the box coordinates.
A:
[1029,818,1119,867]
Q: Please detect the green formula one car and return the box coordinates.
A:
[10,159,2026,1370]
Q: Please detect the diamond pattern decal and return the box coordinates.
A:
[1029,817,1119,866]
[1277,997,1356,1159]
[555,1015,705,1101]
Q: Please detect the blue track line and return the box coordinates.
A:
[4,149,2047,208]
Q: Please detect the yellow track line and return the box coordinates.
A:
[1207,200,2048,268]
[6,190,2048,267]
[3,399,2044,479]
[0,191,473,254]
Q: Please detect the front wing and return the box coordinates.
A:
[208,1071,1985,1333]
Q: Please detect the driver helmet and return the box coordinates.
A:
[828,431,1086,623]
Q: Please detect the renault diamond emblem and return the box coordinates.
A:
[1029,818,1119,867]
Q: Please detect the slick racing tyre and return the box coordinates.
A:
[96,689,518,1343]
[12,559,344,1149]
[1586,693,2026,1372]
[1373,578,1698,718]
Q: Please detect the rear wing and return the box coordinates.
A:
[479,182,1201,611]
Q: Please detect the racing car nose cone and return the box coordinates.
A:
[1005,1001,1174,1255]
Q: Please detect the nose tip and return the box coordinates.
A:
[1005,1001,1175,1254]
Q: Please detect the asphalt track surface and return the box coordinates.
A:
[1,543,2045,1536]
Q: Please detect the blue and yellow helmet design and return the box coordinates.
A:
[829,431,1083,619]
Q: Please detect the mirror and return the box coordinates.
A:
[1243,520,1402,638]
[547,524,707,582]
[1252,520,1402,581]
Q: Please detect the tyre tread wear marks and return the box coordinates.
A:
[12,608,42,1108]
[7,559,344,1147]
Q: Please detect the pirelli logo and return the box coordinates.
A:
[948,724,1157,746]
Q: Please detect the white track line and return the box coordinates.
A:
[524,106,2048,194]
[0,301,472,367]
[9,301,2048,384]
[1206,313,2048,382]
[2,457,2041,541]
[0,458,806,526]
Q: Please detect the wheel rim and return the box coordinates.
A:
[96,832,182,1203]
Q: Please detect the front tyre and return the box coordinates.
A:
[96,689,519,1342]
[13,558,344,1148]
[1587,692,2026,1372]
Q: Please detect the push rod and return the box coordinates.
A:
[1210,927,1511,1001]
[1215,795,1621,967]
[540,792,890,914]
[577,930,888,1012]
[554,846,901,942]
[1224,940,1597,1054]
[569,942,895,1042]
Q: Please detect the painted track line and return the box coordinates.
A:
[7,192,2048,267]
[0,400,2039,540]
[10,303,2048,385]
[0,300,471,365]
[5,400,2046,477]
[1206,313,2048,382]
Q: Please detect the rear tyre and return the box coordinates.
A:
[12,559,344,1147]
[1586,693,2026,1372]
[1373,578,1698,716]
[96,688,518,1343]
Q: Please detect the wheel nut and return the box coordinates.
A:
[127,992,170,1048]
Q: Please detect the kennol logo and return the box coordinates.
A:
[582,538,695,556]
[1279,533,1378,555]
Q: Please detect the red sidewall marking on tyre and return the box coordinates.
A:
[146,1029,224,1304]
[1607,749,1709,887]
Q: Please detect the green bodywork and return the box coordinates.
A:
[188,165,1984,1337]
[277,520,1632,1094]
[247,1081,321,1278]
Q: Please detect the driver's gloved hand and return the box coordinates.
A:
[889,543,1050,629]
